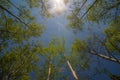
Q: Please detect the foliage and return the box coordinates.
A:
[104,17,120,53]
[0,44,41,80]
[0,0,46,80]
[67,10,83,31]
[87,0,120,23]
[0,0,120,80]
[72,39,87,53]
[70,39,90,70]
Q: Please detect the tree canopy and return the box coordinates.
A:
[0,0,120,80]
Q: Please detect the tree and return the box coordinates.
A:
[0,0,45,51]
[37,38,61,80]
[71,38,120,79]
[52,38,79,80]
[67,0,120,64]
[36,37,79,80]
[0,0,45,80]
[104,17,120,53]
[71,38,120,64]
[0,43,43,80]
[67,0,120,29]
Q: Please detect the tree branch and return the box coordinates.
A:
[7,0,24,14]
[0,5,29,27]
[76,0,87,15]
[80,0,98,19]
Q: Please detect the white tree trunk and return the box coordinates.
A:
[67,60,78,80]
[90,50,120,64]
[47,65,51,80]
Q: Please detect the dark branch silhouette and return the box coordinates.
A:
[0,5,29,27]
[80,0,98,19]
[76,0,87,15]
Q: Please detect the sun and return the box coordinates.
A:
[48,0,67,14]
[55,0,61,3]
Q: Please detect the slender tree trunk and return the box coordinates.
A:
[66,60,78,80]
[90,50,120,64]
[47,57,52,80]
[63,55,78,80]
[47,64,51,80]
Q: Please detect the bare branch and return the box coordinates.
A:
[0,5,29,27]
[7,0,24,14]
[76,0,87,15]
[80,0,98,19]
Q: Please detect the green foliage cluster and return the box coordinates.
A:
[87,0,106,22]
[72,39,87,53]
[105,17,120,53]
[87,0,120,23]
[67,12,83,31]
[0,44,41,80]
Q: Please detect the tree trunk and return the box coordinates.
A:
[62,54,78,80]
[90,50,120,64]
[47,57,52,80]
[66,60,78,80]
[47,64,51,80]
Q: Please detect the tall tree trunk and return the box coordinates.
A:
[66,60,78,80]
[47,64,51,80]
[47,57,52,80]
[63,55,78,80]
[90,50,120,64]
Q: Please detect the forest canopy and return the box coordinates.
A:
[0,0,120,80]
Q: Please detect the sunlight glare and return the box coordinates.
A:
[49,0,67,14]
